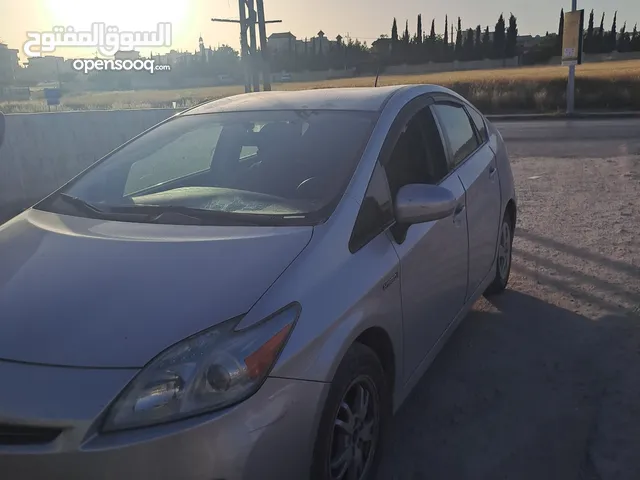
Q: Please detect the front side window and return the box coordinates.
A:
[432,103,480,169]
[37,110,377,226]
[384,112,431,199]
[384,107,448,198]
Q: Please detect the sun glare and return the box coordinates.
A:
[44,0,189,32]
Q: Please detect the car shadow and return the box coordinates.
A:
[377,290,640,480]
[516,227,639,279]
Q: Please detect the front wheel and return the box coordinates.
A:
[311,343,390,480]
[484,212,514,296]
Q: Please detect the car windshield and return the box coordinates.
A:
[37,110,377,226]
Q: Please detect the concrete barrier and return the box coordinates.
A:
[0,108,178,220]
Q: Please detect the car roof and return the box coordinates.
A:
[182,85,447,115]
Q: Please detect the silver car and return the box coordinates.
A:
[0,85,516,480]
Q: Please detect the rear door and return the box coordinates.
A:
[431,99,502,297]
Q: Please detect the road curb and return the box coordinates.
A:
[487,111,640,121]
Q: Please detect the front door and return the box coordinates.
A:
[381,103,469,384]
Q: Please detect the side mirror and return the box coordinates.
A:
[394,184,457,224]
[0,111,5,148]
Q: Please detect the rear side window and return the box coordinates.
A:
[466,106,488,142]
[432,103,480,169]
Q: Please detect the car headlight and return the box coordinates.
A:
[102,303,300,432]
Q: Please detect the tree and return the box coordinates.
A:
[391,18,399,45]
[430,19,436,41]
[585,9,594,53]
[403,20,410,46]
[463,29,474,60]
[494,14,506,58]
[609,11,617,52]
[506,13,518,57]
[618,22,631,52]
[444,15,449,48]
[475,25,482,58]
[455,17,463,58]
[557,8,564,51]
[597,12,605,52]
[416,14,423,46]
[482,26,491,58]
[632,24,640,52]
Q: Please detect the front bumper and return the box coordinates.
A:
[0,360,329,480]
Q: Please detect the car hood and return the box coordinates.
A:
[0,209,313,368]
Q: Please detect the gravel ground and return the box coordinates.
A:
[377,154,640,480]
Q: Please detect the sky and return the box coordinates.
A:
[2,0,640,61]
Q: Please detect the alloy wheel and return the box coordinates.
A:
[498,220,512,280]
[328,376,380,480]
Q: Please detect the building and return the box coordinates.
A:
[268,32,297,53]
[114,50,141,61]
[517,35,546,49]
[0,43,20,85]
[294,39,306,54]
[371,37,392,55]
[24,56,68,82]
[310,31,332,55]
[153,49,194,66]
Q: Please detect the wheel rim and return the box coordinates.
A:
[328,376,380,480]
[498,220,512,280]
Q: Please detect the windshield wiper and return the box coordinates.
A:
[57,193,106,214]
[54,195,301,226]
[93,204,291,226]
[56,194,149,221]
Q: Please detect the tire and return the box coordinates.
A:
[484,211,514,296]
[311,343,390,480]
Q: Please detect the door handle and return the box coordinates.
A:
[489,165,497,178]
[453,203,465,226]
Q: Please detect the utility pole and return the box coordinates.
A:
[256,0,272,90]
[567,0,577,115]
[212,0,281,93]
[246,0,260,91]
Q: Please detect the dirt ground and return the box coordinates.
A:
[377,154,640,480]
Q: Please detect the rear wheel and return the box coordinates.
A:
[484,212,514,296]
[311,343,390,480]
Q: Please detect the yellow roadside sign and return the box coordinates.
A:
[562,10,584,66]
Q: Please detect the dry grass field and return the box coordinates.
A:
[2,59,640,113]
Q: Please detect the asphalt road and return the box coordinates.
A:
[493,118,640,158]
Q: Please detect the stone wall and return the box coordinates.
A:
[383,57,520,76]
